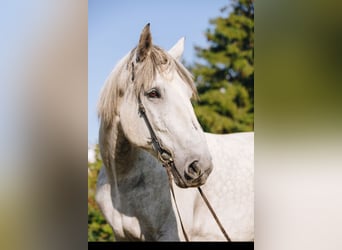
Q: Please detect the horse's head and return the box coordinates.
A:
[99,24,213,188]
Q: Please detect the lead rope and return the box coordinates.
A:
[197,186,231,241]
[164,165,189,242]
[165,161,230,242]
[138,96,230,242]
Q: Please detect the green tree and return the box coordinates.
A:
[192,0,254,133]
[88,145,115,241]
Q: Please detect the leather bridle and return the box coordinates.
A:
[137,95,231,242]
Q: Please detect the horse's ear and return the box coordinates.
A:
[168,37,185,61]
[136,23,152,63]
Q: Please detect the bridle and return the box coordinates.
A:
[137,95,231,242]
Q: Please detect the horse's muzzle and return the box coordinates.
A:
[172,161,212,188]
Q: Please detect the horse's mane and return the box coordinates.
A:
[97,45,197,128]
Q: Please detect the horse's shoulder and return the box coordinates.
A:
[204,131,254,149]
[204,131,254,178]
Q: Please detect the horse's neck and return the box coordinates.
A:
[113,127,141,178]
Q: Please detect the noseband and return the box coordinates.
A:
[137,95,231,242]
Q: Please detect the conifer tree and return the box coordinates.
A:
[192,0,254,133]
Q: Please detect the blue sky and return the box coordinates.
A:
[88,0,230,144]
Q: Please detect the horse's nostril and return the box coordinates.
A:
[188,161,201,176]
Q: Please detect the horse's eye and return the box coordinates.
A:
[146,89,161,98]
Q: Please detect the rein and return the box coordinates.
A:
[138,96,231,242]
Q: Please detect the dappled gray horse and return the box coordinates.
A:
[95,24,254,241]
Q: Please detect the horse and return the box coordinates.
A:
[95,23,254,241]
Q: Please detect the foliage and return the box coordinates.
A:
[191,0,254,133]
[88,145,115,241]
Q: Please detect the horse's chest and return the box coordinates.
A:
[113,212,144,240]
[111,193,152,240]
[113,175,172,240]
